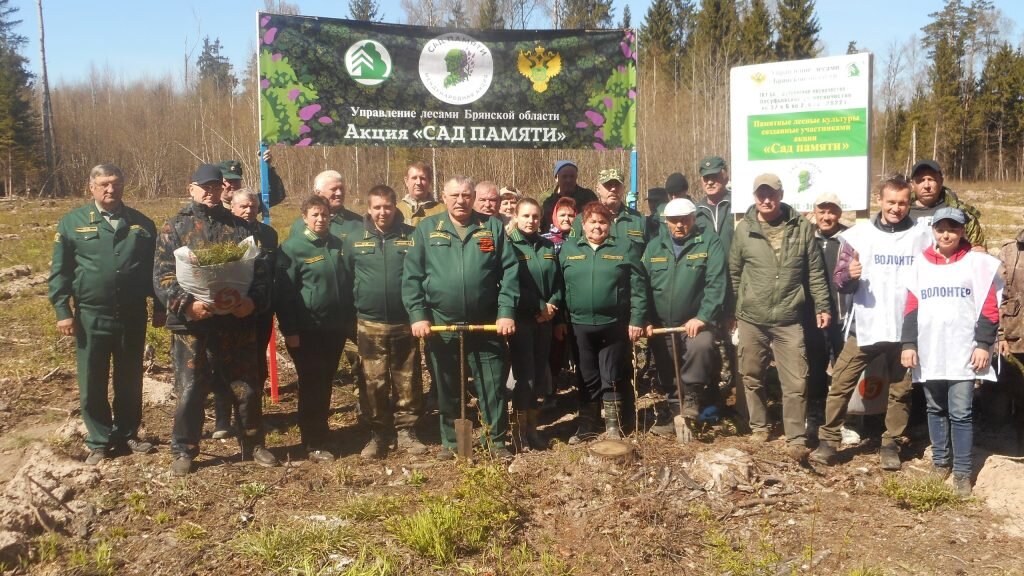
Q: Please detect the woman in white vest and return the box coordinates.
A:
[900,207,1001,497]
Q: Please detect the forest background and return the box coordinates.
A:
[0,0,1021,206]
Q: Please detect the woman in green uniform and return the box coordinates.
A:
[559,202,646,443]
[508,198,564,450]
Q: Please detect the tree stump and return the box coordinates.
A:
[587,439,636,470]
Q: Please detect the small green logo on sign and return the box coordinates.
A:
[345,40,391,86]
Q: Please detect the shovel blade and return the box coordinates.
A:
[674,415,693,444]
[455,418,474,458]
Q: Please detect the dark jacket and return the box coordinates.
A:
[153,202,270,332]
[342,215,416,324]
[812,224,848,321]
[49,203,161,321]
[507,227,564,321]
[559,235,645,327]
[999,230,1024,353]
[275,227,349,334]
[729,203,831,327]
[402,211,520,325]
[641,229,727,327]
[695,193,734,253]
[540,185,598,231]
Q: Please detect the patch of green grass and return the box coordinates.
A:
[341,545,400,576]
[127,491,147,515]
[240,481,271,500]
[539,550,577,576]
[406,469,427,487]
[153,511,172,525]
[704,526,781,576]
[177,521,208,540]
[387,463,521,565]
[68,539,116,576]
[846,567,886,576]
[337,495,406,522]
[882,476,963,512]
[233,520,358,574]
[33,532,61,563]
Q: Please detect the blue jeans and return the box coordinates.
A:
[921,379,974,477]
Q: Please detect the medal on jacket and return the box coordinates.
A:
[478,237,495,253]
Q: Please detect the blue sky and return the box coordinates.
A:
[8,1,1024,85]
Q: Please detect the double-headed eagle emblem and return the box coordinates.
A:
[517,46,562,93]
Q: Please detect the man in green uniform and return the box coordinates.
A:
[730,174,832,461]
[398,161,445,227]
[155,164,277,476]
[695,156,733,251]
[570,168,649,256]
[402,176,520,460]
[641,198,727,436]
[343,185,428,459]
[49,164,163,464]
[540,160,598,231]
[218,149,286,215]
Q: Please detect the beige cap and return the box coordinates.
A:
[814,192,842,209]
[499,186,521,199]
[752,173,782,191]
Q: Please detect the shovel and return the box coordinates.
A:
[430,324,498,458]
[651,326,694,443]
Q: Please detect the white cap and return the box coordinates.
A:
[663,198,696,217]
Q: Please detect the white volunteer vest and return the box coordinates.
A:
[839,223,932,346]
[907,251,1001,382]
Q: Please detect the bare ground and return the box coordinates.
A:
[0,189,1022,575]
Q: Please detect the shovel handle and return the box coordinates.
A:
[650,326,687,335]
[430,324,498,333]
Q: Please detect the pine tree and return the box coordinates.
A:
[846,41,859,54]
[196,36,237,93]
[559,0,614,29]
[620,5,631,29]
[775,0,820,60]
[641,0,676,62]
[349,0,381,21]
[977,44,1024,179]
[689,0,740,61]
[0,0,37,197]
[474,0,505,29]
[445,0,469,28]
[738,0,774,65]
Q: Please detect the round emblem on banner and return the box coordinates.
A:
[345,40,392,86]
[419,33,493,105]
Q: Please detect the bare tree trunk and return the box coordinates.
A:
[37,0,56,196]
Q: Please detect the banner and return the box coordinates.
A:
[257,14,637,151]
[729,53,872,213]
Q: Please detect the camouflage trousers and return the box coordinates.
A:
[357,319,423,432]
[171,328,263,458]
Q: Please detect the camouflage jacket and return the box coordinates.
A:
[999,231,1024,353]
[153,201,271,331]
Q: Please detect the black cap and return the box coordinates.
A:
[647,187,667,203]
[911,159,942,178]
[192,164,224,185]
[664,172,689,197]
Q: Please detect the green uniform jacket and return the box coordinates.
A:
[507,227,564,320]
[559,235,645,327]
[49,203,161,320]
[729,203,831,327]
[275,227,349,334]
[695,193,734,253]
[641,230,727,327]
[540,185,598,230]
[569,204,651,257]
[402,211,520,325]
[154,202,271,332]
[287,207,362,242]
[342,215,416,324]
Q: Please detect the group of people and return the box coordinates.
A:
[49,154,1015,495]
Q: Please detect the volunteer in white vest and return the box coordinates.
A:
[810,175,932,470]
[900,207,1000,497]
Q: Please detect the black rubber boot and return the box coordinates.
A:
[568,402,600,445]
[603,400,623,440]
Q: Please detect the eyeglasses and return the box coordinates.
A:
[193,182,223,192]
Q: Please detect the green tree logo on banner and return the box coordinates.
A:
[345,40,392,86]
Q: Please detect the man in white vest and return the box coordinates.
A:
[810,174,933,470]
